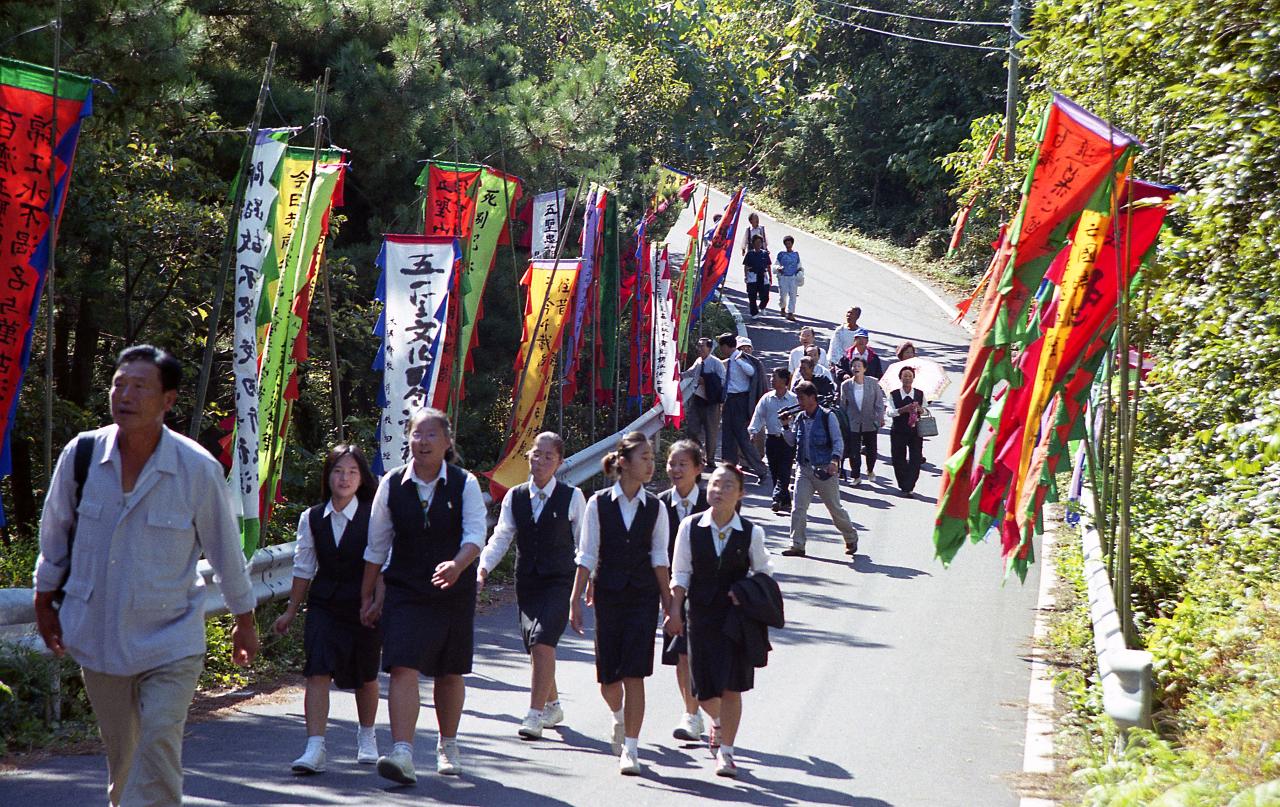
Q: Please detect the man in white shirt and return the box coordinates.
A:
[34,345,258,806]
[827,306,863,367]
[716,333,768,482]
[788,327,817,374]
[750,368,799,513]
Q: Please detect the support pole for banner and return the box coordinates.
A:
[504,177,586,446]
[42,2,62,487]
[590,241,599,445]
[448,115,464,434]
[189,43,277,438]
[313,69,344,442]
[1003,0,1021,162]
[613,220,622,434]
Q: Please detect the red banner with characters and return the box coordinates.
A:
[0,59,94,486]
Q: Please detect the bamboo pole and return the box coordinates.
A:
[189,43,278,437]
[312,69,344,441]
[42,2,61,486]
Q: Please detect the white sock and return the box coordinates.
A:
[720,744,735,758]
[712,718,721,729]
[393,741,413,756]
[305,735,325,750]
[527,708,543,720]
[357,725,376,739]
[545,699,560,709]
[612,708,625,726]
[623,737,639,755]
[439,735,457,749]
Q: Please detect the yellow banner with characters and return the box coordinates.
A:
[487,259,582,495]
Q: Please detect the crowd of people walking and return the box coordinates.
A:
[29,212,939,805]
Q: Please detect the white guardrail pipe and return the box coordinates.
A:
[1078,487,1153,742]
[0,402,671,656]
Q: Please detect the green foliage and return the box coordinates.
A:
[0,645,94,755]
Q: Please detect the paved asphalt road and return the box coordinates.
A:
[0,191,1042,806]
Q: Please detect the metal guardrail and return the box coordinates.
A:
[0,402,673,656]
[1078,487,1153,741]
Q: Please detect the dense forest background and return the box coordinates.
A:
[2,0,1279,798]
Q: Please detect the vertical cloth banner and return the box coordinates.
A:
[228,129,288,553]
[651,163,691,213]
[675,192,708,359]
[531,188,567,259]
[256,151,345,535]
[419,160,483,237]
[448,165,522,408]
[562,184,602,402]
[653,246,682,424]
[0,59,94,494]
[595,192,620,404]
[690,187,744,327]
[373,235,459,472]
[488,259,582,495]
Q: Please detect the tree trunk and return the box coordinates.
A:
[9,436,38,531]
[53,302,72,396]
[67,289,100,408]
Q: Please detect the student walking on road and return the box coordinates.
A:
[667,463,777,778]
[657,440,710,743]
[275,444,383,775]
[570,432,673,776]
[839,358,886,484]
[889,367,927,497]
[750,368,798,513]
[782,381,860,558]
[775,236,803,321]
[478,432,586,741]
[361,408,488,784]
[742,235,772,318]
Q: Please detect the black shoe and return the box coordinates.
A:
[781,547,806,557]
[771,501,783,513]
[845,539,859,556]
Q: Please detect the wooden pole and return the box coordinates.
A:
[189,43,277,437]
[42,2,61,486]
[312,69,344,441]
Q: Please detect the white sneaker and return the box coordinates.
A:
[673,712,704,742]
[540,702,564,727]
[610,721,626,756]
[356,730,378,764]
[619,747,642,776]
[376,747,416,785]
[436,739,462,775]
[518,712,544,740]
[291,743,326,774]
[715,751,739,778]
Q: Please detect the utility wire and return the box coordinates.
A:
[815,0,1010,28]
[0,19,56,49]
[784,0,1009,52]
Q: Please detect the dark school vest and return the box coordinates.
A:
[512,482,578,580]
[383,463,474,600]
[594,491,662,594]
[659,486,709,562]
[688,518,753,607]
[891,388,925,434]
[307,499,373,609]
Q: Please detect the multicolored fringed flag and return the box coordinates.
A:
[227,128,289,554]
[373,235,459,473]
[691,188,744,326]
[947,129,1002,259]
[0,59,94,513]
[447,165,522,409]
[488,259,582,496]
[675,192,708,359]
[595,192,620,405]
[257,150,345,533]
[531,188,567,259]
[933,94,1139,569]
[629,236,655,404]
[562,184,603,403]
[651,163,691,213]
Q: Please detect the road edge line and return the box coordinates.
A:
[1019,525,1059,806]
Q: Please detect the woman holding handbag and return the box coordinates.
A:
[888,366,926,497]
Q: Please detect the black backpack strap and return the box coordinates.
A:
[57,435,95,598]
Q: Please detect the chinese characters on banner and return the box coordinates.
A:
[652,246,682,425]
[375,235,459,471]
[419,161,482,237]
[531,188,567,259]
[562,184,603,401]
[691,187,744,326]
[487,259,582,495]
[227,129,287,552]
[0,59,93,493]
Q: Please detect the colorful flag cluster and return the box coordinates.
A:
[0,59,94,523]
[228,136,347,555]
[933,94,1175,580]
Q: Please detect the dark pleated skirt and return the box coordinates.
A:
[380,585,476,677]
[303,598,382,690]
[593,585,659,684]
[687,599,754,700]
[517,574,574,652]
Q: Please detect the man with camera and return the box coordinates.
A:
[780,381,859,558]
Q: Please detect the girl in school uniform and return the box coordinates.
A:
[478,431,586,740]
[360,408,489,785]
[657,439,709,743]
[667,463,775,778]
[569,431,672,776]
[274,444,382,774]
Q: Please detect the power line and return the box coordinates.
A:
[816,0,1010,28]
[780,0,1009,52]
